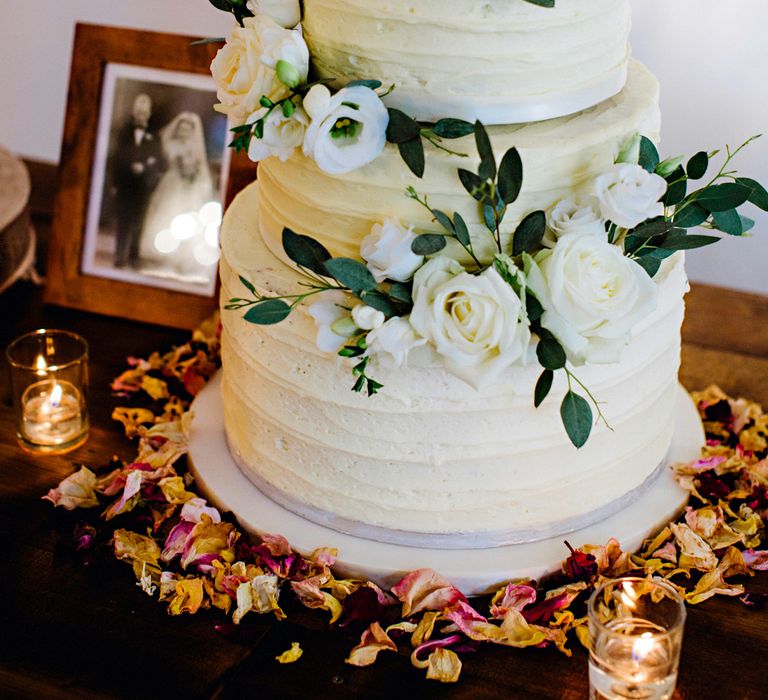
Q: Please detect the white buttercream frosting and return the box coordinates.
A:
[302,0,632,123]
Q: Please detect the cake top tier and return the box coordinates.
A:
[302,0,632,124]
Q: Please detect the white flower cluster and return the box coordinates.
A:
[306,156,666,389]
[211,10,389,174]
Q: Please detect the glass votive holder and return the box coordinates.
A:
[6,329,89,454]
[588,576,686,700]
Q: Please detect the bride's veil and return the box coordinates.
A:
[161,111,213,189]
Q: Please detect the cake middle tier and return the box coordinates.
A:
[257,60,659,267]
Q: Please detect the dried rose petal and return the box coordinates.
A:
[275,642,303,664]
[743,549,768,571]
[345,622,397,667]
[489,583,537,618]
[42,466,100,510]
[563,541,598,581]
[391,568,466,617]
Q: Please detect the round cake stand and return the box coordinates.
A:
[188,375,701,596]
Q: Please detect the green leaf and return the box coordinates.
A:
[634,256,662,278]
[735,177,768,211]
[453,213,471,247]
[208,0,231,11]
[388,283,413,305]
[398,138,425,178]
[432,209,455,235]
[629,218,675,239]
[411,234,447,256]
[324,258,379,292]
[673,203,709,228]
[359,290,396,316]
[474,121,496,181]
[498,147,523,205]
[386,108,421,144]
[282,228,332,276]
[660,232,720,250]
[524,0,555,6]
[512,211,546,256]
[740,215,756,234]
[537,337,566,371]
[561,391,593,449]
[686,151,709,180]
[534,370,554,408]
[244,299,291,325]
[239,275,257,295]
[662,167,687,207]
[695,183,751,212]
[431,118,474,139]
[638,136,660,173]
[711,209,743,236]
[458,169,489,202]
[347,79,382,90]
[190,36,226,45]
[526,293,544,322]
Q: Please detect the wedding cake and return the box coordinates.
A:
[209,0,759,549]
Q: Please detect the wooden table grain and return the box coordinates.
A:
[1,278,767,700]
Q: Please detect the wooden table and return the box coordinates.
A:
[1,276,767,700]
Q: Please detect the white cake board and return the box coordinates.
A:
[188,375,702,596]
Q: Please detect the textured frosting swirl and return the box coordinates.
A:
[302,0,632,123]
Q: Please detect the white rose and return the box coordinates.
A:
[211,16,309,125]
[526,234,659,365]
[246,104,308,162]
[246,0,301,28]
[308,292,354,353]
[302,85,389,174]
[410,257,531,388]
[366,316,427,369]
[594,163,667,229]
[544,196,605,248]
[360,219,424,283]
[351,304,385,331]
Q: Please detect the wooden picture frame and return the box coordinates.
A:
[46,23,251,330]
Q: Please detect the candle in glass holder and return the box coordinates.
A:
[21,379,84,446]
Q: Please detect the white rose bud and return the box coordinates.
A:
[307,292,354,353]
[410,257,531,388]
[303,85,389,175]
[211,15,309,125]
[594,163,667,229]
[544,196,605,248]
[525,234,659,365]
[360,219,424,283]
[366,316,427,368]
[246,0,301,28]
[351,304,385,331]
[246,104,308,162]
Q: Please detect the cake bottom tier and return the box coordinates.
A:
[219,183,689,547]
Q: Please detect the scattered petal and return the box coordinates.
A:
[42,466,100,510]
[345,622,397,667]
[276,642,303,664]
[391,568,466,617]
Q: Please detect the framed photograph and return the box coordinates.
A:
[46,24,246,329]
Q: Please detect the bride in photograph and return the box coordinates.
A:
[139,111,219,280]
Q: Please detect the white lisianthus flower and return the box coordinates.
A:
[211,15,309,125]
[308,292,354,353]
[543,196,605,248]
[525,234,659,365]
[360,219,424,283]
[246,104,308,162]
[302,84,389,174]
[351,304,385,331]
[246,0,301,28]
[366,316,427,368]
[594,163,667,229]
[409,257,531,388]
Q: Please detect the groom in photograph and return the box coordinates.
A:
[112,92,165,269]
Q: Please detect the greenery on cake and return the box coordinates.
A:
[211,3,768,448]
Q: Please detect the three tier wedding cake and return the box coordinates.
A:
[208,0,764,550]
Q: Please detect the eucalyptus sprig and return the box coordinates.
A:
[339,336,383,396]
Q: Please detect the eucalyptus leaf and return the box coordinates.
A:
[347,79,382,90]
[324,258,379,292]
[282,228,332,275]
[629,218,675,239]
[634,256,662,278]
[537,337,566,371]
[512,211,546,256]
[711,209,743,236]
[661,232,720,250]
[534,370,554,408]
[453,212,471,247]
[359,290,396,316]
[386,108,421,144]
[388,282,413,305]
[638,136,660,173]
[695,183,752,212]
[735,177,768,211]
[662,167,687,207]
[244,299,291,325]
[524,0,555,6]
[432,209,455,235]
[561,391,593,449]
[239,275,257,295]
[686,151,709,180]
[411,234,447,256]
[740,215,756,234]
[673,203,709,228]
[474,121,496,181]
[526,293,544,322]
[431,118,474,139]
[498,147,523,205]
[458,169,488,202]
[398,138,425,178]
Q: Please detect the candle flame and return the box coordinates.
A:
[50,382,63,408]
[35,354,48,374]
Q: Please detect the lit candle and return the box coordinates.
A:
[21,379,84,446]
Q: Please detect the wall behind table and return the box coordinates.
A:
[0,0,766,294]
